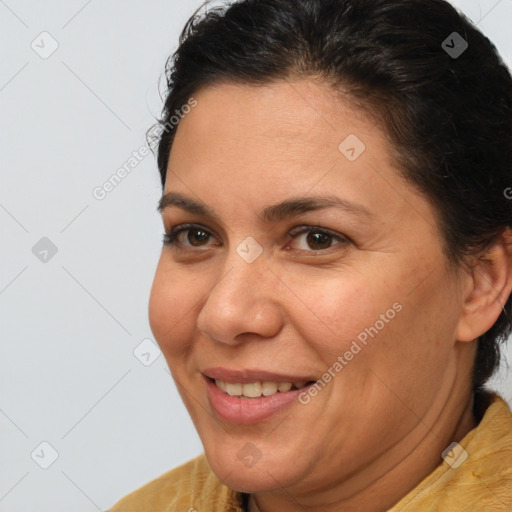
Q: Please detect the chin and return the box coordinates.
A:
[204,442,300,493]
[212,463,285,494]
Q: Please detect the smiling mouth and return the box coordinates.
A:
[207,377,315,398]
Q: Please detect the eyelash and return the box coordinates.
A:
[162,223,350,253]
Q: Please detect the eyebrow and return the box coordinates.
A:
[157,191,373,223]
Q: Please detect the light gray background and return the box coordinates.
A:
[0,1,511,510]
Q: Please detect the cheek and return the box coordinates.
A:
[330,267,462,419]
[286,260,458,390]
[280,270,398,361]
[148,261,202,357]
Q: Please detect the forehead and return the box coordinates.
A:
[167,80,388,189]
[173,79,376,152]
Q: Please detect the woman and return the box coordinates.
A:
[109,0,512,510]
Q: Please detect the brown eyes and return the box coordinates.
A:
[162,223,350,252]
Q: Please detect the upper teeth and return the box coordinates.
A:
[215,379,307,398]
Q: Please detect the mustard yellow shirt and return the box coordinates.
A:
[108,393,512,511]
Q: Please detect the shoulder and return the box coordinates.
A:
[107,453,242,512]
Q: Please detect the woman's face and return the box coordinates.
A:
[149,79,468,496]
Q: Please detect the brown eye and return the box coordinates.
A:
[162,224,216,248]
[186,228,211,246]
[306,231,333,250]
[287,226,350,252]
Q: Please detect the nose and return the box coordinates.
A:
[196,252,283,346]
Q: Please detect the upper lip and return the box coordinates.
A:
[202,367,316,383]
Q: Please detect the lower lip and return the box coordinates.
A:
[205,377,309,424]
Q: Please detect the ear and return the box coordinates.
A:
[456,228,512,343]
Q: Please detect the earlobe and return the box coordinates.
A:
[455,228,512,343]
